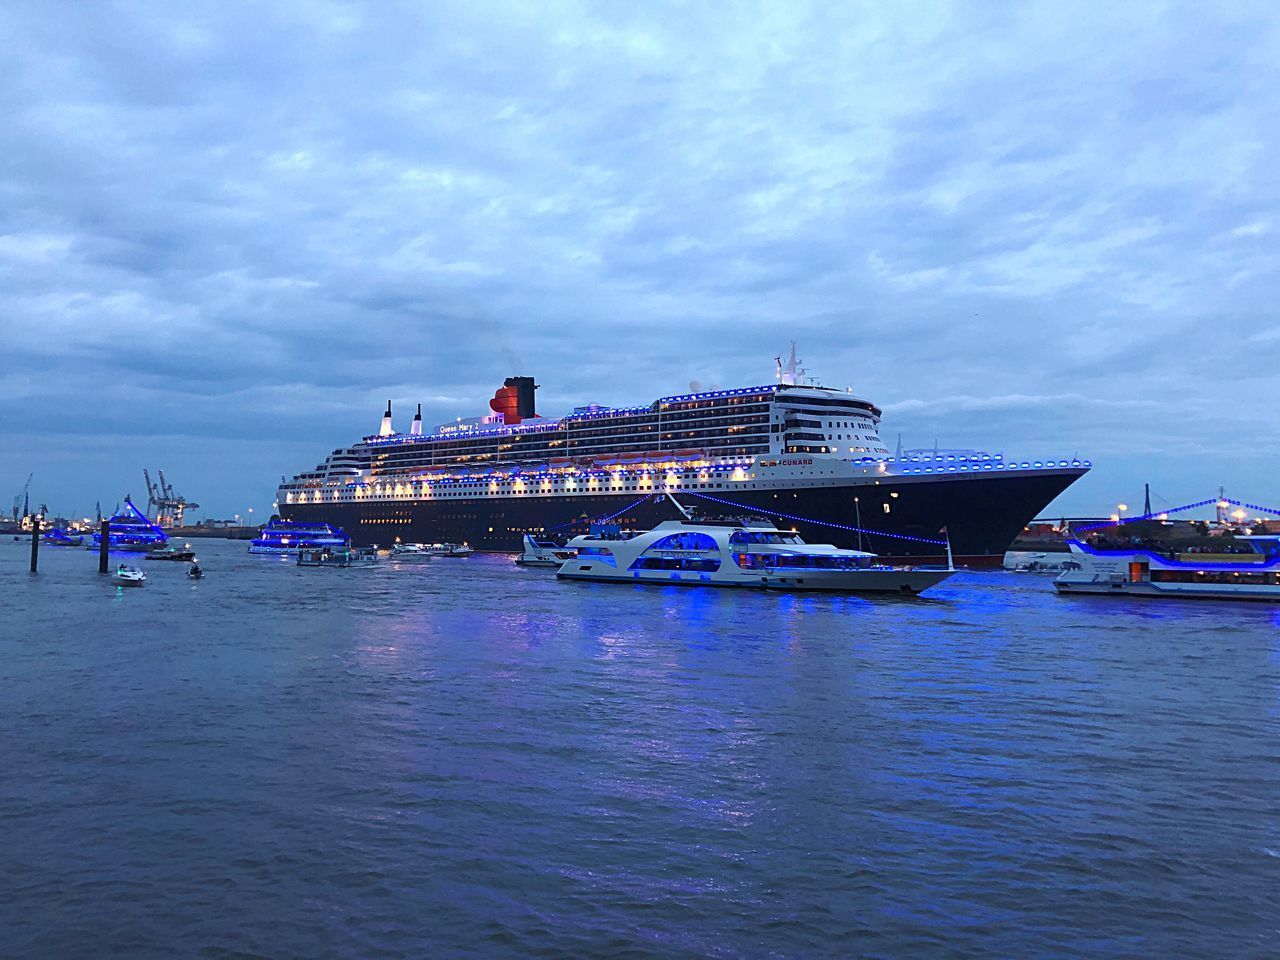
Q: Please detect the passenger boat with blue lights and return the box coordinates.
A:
[248,518,348,555]
[558,518,955,594]
[89,497,168,553]
[44,527,85,547]
[276,346,1089,567]
[1055,535,1280,601]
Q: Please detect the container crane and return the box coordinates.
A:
[143,469,199,527]
[12,473,32,521]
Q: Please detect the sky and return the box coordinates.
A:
[2,0,1277,522]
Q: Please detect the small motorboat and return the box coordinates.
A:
[112,564,146,587]
[187,563,204,580]
[514,534,577,568]
[147,544,197,561]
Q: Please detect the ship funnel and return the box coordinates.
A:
[489,376,538,425]
[411,403,423,436]
[378,400,394,437]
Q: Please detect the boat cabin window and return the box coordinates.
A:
[734,552,872,570]
[578,546,616,566]
[728,531,802,545]
[649,532,718,552]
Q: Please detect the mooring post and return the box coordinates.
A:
[30,516,41,573]
[98,519,110,574]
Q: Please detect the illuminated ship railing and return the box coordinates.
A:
[1074,496,1280,533]
[687,492,949,545]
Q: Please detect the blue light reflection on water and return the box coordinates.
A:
[1,539,1278,958]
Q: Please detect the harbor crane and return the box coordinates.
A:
[12,472,32,521]
[143,469,199,528]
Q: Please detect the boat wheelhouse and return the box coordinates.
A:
[89,497,168,553]
[249,519,349,555]
[1054,537,1280,601]
[558,518,955,594]
[277,348,1089,565]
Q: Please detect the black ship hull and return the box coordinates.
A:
[280,470,1084,567]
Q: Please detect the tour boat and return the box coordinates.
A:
[297,546,380,568]
[249,518,348,555]
[111,564,146,587]
[1054,536,1280,601]
[557,518,955,594]
[514,534,577,568]
[89,497,168,553]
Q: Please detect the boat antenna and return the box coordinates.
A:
[943,525,955,571]
[854,496,864,552]
[666,492,693,519]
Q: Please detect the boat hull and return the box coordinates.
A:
[279,469,1083,568]
[1055,581,1279,601]
[558,567,953,593]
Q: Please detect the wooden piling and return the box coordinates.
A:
[98,520,110,574]
[30,516,40,573]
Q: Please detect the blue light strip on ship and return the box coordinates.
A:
[546,493,660,531]
[1074,496,1280,533]
[1074,498,1221,532]
[1224,497,1280,517]
[687,491,949,545]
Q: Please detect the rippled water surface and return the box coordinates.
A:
[2,539,1278,958]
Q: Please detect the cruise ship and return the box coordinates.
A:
[276,348,1090,566]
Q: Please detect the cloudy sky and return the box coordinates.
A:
[2,0,1277,521]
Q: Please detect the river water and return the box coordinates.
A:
[2,538,1277,958]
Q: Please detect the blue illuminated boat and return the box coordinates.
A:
[44,527,85,546]
[89,498,168,552]
[249,518,348,555]
[1055,536,1280,601]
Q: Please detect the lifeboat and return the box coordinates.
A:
[593,455,618,467]
[618,452,644,465]
[549,457,574,469]
[674,448,704,462]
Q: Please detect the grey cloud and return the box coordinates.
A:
[1,0,1278,517]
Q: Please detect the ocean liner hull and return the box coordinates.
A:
[280,468,1083,567]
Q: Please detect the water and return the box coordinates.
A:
[2,538,1278,958]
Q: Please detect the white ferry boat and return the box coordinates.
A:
[557,518,955,594]
[1054,537,1280,601]
[514,534,577,568]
